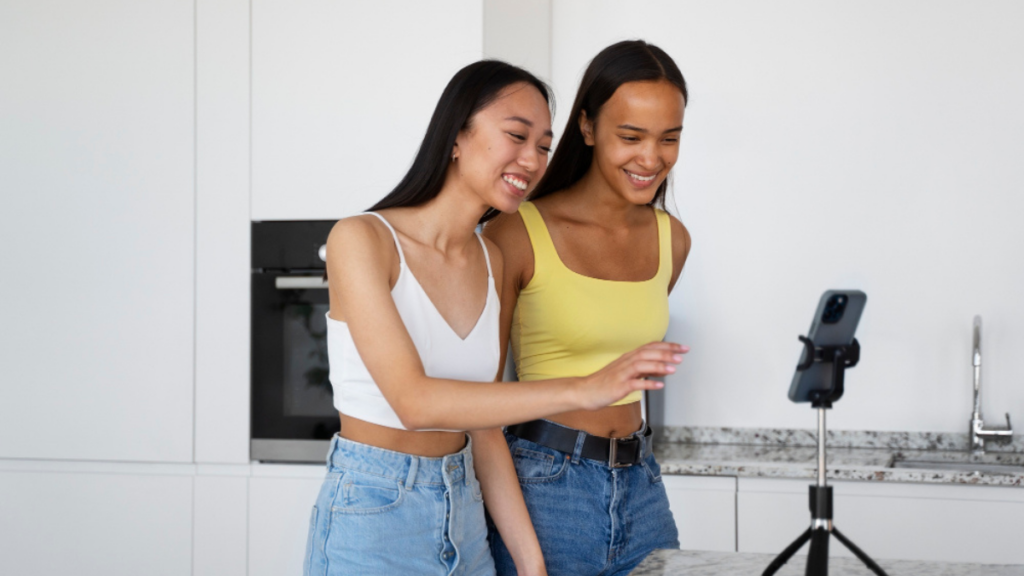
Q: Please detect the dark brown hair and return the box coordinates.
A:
[529,40,687,208]
[369,60,551,224]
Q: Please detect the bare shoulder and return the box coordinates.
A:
[326,214,397,270]
[666,213,691,292]
[483,212,531,269]
[482,211,528,247]
[483,210,534,289]
[666,213,691,262]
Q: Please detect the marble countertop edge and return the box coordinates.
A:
[657,459,1024,487]
[657,425,1024,453]
[652,427,1024,487]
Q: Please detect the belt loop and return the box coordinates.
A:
[571,430,586,464]
[326,434,338,467]
[638,420,649,459]
[462,435,473,485]
[404,456,418,491]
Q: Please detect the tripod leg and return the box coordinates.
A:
[761,528,812,576]
[831,527,889,576]
[805,528,829,576]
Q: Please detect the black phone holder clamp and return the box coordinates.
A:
[763,336,888,576]
[796,336,860,409]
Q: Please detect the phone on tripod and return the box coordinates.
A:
[788,290,867,403]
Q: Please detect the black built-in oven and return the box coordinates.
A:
[251,220,339,462]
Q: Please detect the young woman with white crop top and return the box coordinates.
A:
[484,42,692,576]
[303,61,686,576]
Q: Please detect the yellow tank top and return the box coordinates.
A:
[511,201,672,406]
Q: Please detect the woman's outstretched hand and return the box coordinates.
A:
[575,342,688,411]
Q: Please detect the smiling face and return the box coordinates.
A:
[580,79,685,205]
[450,82,553,213]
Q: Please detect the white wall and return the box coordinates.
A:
[250,0,483,221]
[484,0,552,83]
[551,0,1024,432]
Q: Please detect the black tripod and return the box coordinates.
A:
[763,337,888,576]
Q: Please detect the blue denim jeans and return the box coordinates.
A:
[488,423,679,576]
[305,434,496,576]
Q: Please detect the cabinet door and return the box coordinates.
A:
[251,0,483,221]
[737,477,1024,564]
[736,478,807,555]
[249,466,327,576]
[0,0,195,462]
[663,475,737,551]
[0,468,193,576]
[194,471,249,576]
[194,0,252,465]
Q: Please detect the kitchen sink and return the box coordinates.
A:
[890,459,1024,475]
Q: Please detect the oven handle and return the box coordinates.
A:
[275,276,328,290]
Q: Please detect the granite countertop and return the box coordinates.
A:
[653,427,1024,487]
[629,549,1024,575]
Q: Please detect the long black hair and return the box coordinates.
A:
[529,40,686,208]
[369,60,551,222]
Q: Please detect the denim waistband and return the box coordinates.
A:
[326,434,474,488]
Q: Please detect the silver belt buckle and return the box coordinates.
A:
[609,438,629,468]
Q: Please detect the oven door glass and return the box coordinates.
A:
[282,300,335,417]
[251,272,340,445]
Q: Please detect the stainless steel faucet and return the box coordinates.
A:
[970,315,1013,453]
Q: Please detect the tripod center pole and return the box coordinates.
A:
[817,408,827,487]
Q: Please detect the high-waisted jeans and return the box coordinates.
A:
[488,422,679,576]
[304,434,496,576]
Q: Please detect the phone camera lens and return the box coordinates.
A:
[822,295,848,324]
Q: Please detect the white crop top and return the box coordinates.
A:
[326,212,501,431]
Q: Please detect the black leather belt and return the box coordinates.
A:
[506,419,653,468]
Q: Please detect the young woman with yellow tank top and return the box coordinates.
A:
[484,41,692,576]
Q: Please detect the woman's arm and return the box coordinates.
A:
[471,427,546,576]
[667,214,691,293]
[327,216,681,431]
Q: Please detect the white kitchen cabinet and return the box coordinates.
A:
[663,475,737,552]
[0,0,195,462]
[250,0,483,221]
[194,468,249,576]
[194,0,252,465]
[737,477,1024,564]
[0,467,193,576]
[248,464,327,576]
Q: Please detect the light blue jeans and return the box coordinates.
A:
[488,423,679,576]
[304,434,496,576]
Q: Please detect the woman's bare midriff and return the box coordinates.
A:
[547,402,644,439]
[339,413,467,458]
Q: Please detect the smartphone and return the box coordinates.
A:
[788,290,867,403]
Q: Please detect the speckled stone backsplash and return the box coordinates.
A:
[657,426,1024,453]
